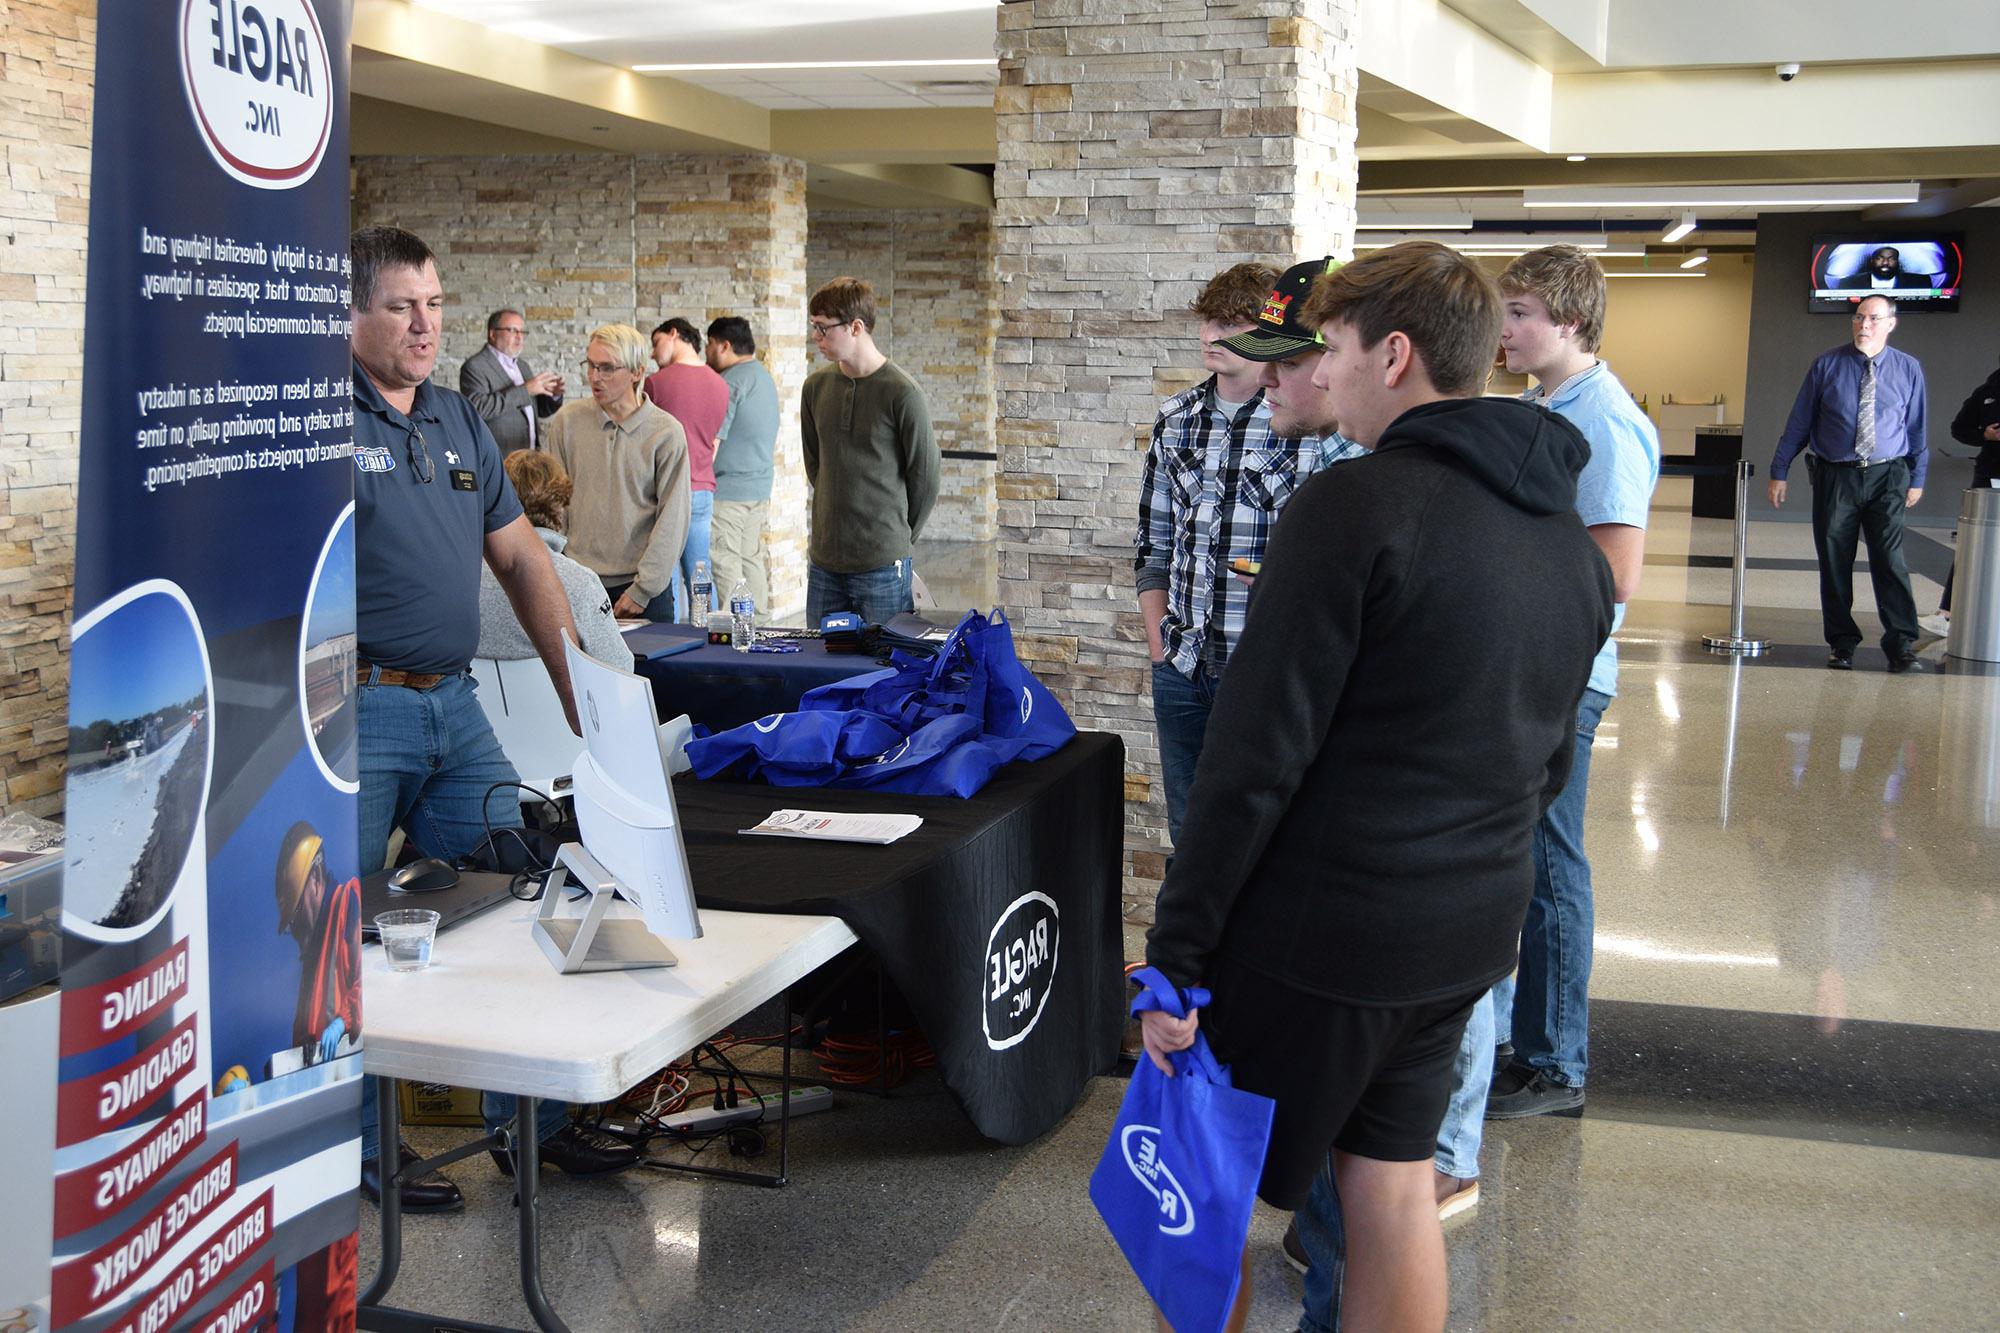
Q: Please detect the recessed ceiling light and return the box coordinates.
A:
[1525,182,1918,208]
[1566,154,1588,162]
[634,58,999,73]
[1356,232,1610,252]
[1355,212,1474,230]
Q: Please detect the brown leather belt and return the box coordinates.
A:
[357,660,451,690]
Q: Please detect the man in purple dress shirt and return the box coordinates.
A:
[1768,294,1928,673]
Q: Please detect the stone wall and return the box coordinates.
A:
[808,208,998,545]
[351,152,815,619]
[992,0,1360,920]
[0,0,94,817]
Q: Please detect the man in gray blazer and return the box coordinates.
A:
[459,308,563,453]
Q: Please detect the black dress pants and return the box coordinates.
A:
[1807,453,1920,654]
[1939,445,2000,612]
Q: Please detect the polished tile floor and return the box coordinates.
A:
[363,496,2000,1330]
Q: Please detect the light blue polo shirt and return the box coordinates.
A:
[1530,361,1660,698]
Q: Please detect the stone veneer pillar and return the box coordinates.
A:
[351,151,813,620]
[0,0,94,816]
[992,0,1359,919]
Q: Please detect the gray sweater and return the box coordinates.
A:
[477,527,634,667]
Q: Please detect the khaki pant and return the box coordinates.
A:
[709,498,769,614]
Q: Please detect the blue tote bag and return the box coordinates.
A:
[1089,968,1274,1333]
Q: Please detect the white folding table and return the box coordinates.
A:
[356,897,858,1332]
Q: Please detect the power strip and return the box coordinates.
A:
[658,1085,833,1133]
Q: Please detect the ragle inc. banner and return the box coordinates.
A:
[53,1,360,1329]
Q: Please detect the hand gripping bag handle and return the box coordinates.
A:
[1126,966,1228,1086]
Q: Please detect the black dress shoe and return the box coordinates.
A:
[1827,650,1854,670]
[1888,652,1925,673]
[490,1123,641,1178]
[1484,1064,1585,1119]
[361,1142,465,1213]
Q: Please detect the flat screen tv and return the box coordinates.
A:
[1809,234,1963,312]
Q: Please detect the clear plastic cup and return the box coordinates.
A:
[375,909,440,971]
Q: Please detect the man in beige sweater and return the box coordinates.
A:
[542,323,690,621]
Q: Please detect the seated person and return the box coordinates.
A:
[478,450,635,668]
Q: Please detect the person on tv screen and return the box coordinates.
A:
[1839,246,1935,291]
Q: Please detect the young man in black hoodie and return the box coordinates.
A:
[1140,242,1614,1333]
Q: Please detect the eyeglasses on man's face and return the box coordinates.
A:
[808,320,849,340]
[495,324,525,337]
[1851,313,1894,326]
[580,359,626,377]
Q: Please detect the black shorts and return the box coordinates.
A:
[1201,954,1482,1211]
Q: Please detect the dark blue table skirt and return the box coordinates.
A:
[623,622,883,731]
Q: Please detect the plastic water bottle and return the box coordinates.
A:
[729,578,755,652]
[690,559,714,625]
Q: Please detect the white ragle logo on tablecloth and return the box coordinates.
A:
[981,891,1059,1051]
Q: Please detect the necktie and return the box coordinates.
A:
[1855,359,1876,461]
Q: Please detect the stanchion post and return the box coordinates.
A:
[1703,459,1769,656]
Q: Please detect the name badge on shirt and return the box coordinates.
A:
[450,469,477,492]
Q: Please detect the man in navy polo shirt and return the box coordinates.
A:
[349,225,636,1211]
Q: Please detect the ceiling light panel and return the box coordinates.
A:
[1524,183,1918,209]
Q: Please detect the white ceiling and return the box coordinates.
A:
[389,1,1999,219]
[409,0,1002,107]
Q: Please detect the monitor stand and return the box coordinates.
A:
[532,842,678,975]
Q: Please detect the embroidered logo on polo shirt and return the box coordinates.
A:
[354,446,394,473]
[1258,292,1291,325]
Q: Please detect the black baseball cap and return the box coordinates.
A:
[1218,257,1342,361]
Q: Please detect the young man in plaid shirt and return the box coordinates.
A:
[1135,260,1359,842]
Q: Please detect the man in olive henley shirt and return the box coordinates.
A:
[800,276,940,624]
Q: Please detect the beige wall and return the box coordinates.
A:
[1599,256,1755,420]
[0,0,93,817]
[1487,255,1756,421]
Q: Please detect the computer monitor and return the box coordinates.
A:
[564,636,702,943]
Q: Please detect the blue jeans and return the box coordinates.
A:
[671,488,716,622]
[357,673,521,877]
[358,674,557,1161]
[1491,687,1610,1088]
[1432,990,1496,1179]
[1296,1154,1347,1333]
[1150,659,1218,844]
[806,559,912,626]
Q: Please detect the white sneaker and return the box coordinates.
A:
[1919,613,1951,639]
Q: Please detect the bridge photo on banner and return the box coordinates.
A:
[45,1,359,1329]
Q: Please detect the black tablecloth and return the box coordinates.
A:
[674,731,1126,1145]
[626,623,881,731]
